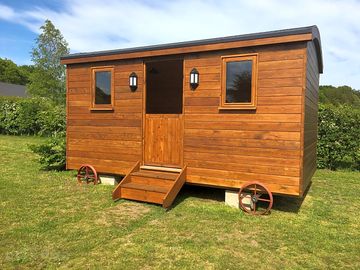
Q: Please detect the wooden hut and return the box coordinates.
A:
[61,25,323,210]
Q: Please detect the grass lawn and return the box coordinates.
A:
[0,135,359,269]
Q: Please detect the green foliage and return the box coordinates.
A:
[319,85,360,108]
[27,20,69,104]
[37,104,66,136]
[0,97,42,135]
[29,132,66,170]
[317,104,360,170]
[0,58,32,85]
[0,96,65,136]
[18,65,35,84]
[0,95,67,171]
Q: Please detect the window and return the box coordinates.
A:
[91,67,114,110]
[221,54,257,109]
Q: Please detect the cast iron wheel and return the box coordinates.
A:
[238,182,273,215]
[77,164,98,185]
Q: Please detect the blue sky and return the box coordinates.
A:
[0,0,360,89]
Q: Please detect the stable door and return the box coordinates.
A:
[144,59,183,168]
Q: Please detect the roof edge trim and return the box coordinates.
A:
[61,25,323,72]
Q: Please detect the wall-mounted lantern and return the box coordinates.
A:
[129,72,138,91]
[190,68,199,90]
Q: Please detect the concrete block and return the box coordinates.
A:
[225,190,240,209]
[225,190,253,211]
[99,174,117,185]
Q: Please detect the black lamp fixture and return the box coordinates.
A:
[129,72,138,91]
[190,68,199,90]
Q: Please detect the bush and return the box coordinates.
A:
[0,96,65,136]
[0,97,19,134]
[29,132,66,170]
[317,104,360,170]
[15,98,46,134]
[0,96,67,171]
[37,105,66,136]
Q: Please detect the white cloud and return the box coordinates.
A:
[0,4,16,20]
[0,0,360,88]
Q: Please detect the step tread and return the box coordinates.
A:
[131,170,178,180]
[121,182,169,194]
[140,165,182,173]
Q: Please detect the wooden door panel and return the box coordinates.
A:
[144,114,183,167]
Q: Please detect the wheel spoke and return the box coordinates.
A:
[239,182,273,215]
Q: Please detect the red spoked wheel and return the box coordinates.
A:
[239,182,273,215]
[77,164,98,185]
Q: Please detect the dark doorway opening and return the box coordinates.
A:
[146,59,183,114]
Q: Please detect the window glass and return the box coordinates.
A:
[226,60,252,103]
[95,71,111,104]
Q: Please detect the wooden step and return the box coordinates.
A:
[131,170,178,180]
[140,165,182,173]
[121,182,168,193]
[121,186,165,205]
[131,175,174,189]
[112,161,187,208]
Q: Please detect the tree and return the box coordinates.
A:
[0,58,30,85]
[319,85,360,108]
[18,65,35,84]
[27,20,69,104]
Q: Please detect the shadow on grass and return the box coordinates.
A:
[169,184,225,210]
[109,173,311,214]
[269,182,312,214]
[271,195,305,214]
[171,183,311,214]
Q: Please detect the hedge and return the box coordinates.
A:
[317,104,360,170]
[0,96,66,170]
[0,96,65,136]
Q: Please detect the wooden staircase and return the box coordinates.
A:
[112,162,187,208]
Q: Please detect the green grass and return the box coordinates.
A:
[0,135,359,269]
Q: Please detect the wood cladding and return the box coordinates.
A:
[66,60,143,175]
[301,41,319,195]
[65,39,320,197]
[180,43,307,195]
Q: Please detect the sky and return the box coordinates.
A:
[0,0,359,89]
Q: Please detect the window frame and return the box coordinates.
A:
[220,53,258,110]
[90,66,115,111]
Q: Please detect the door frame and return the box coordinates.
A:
[142,57,185,168]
